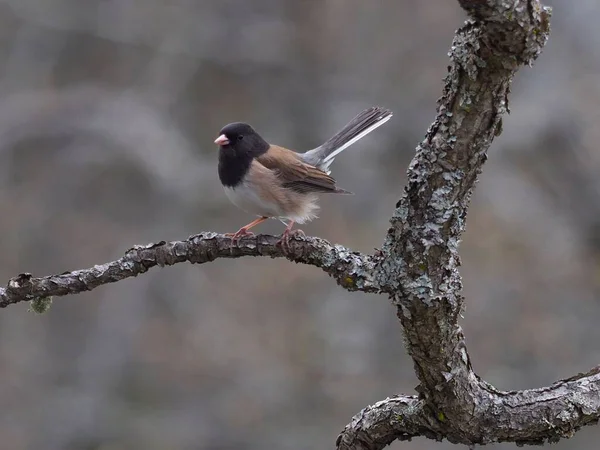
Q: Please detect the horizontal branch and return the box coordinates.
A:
[337,366,600,448]
[491,365,600,444]
[0,232,382,308]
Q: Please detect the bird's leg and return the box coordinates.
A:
[277,220,305,252]
[225,216,268,246]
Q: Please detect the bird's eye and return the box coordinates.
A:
[237,135,244,141]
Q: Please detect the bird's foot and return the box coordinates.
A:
[225,228,255,247]
[277,228,305,253]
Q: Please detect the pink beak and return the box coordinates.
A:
[214,134,229,146]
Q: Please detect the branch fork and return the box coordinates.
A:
[3,1,597,449]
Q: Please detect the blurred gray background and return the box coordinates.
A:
[0,0,599,449]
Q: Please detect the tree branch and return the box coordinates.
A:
[5,0,598,448]
[0,233,381,308]
[337,367,600,449]
[488,366,600,444]
[336,396,441,450]
[337,0,574,447]
[376,0,551,420]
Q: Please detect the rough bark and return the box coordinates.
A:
[2,0,598,448]
[0,233,381,308]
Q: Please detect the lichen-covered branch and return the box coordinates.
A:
[377,0,551,425]
[488,366,600,444]
[3,0,598,448]
[341,0,559,447]
[336,396,440,450]
[0,233,381,308]
[376,0,551,424]
[336,367,600,449]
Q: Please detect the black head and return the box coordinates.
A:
[216,122,270,187]
[215,122,269,156]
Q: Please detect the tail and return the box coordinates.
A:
[301,106,393,172]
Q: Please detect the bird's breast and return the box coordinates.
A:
[223,182,283,218]
[223,165,319,224]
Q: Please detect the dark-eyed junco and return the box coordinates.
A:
[215,106,392,247]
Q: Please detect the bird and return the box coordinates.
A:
[215,106,393,248]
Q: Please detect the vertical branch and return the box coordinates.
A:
[374,0,551,442]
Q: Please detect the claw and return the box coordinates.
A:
[277,228,305,252]
[225,228,255,247]
[224,216,268,248]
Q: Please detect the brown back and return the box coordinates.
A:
[257,145,341,194]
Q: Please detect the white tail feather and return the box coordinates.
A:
[319,113,392,170]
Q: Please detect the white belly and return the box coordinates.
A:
[223,182,319,224]
[224,183,281,218]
